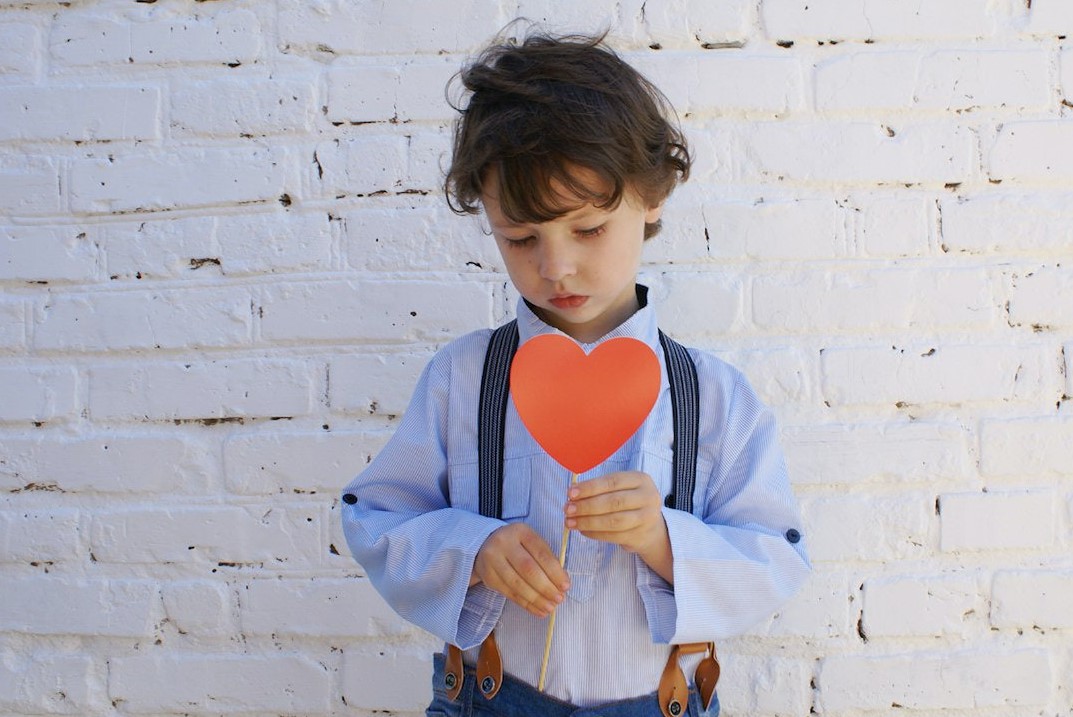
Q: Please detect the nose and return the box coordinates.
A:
[537,238,576,282]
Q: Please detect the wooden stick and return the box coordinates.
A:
[537,471,578,692]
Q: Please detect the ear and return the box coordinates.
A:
[644,201,665,224]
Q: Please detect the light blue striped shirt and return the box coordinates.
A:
[341,291,810,706]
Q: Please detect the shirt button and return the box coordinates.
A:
[342,493,358,505]
[785,528,801,544]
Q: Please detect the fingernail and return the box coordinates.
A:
[565,504,576,515]
[565,519,576,528]
[569,488,579,498]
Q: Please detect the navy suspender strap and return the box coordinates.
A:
[477,320,700,519]
[658,329,700,515]
[476,319,520,519]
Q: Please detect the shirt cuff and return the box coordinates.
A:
[635,506,682,644]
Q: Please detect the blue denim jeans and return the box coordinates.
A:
[427,653,719,717]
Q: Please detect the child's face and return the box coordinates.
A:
[482,167,663,343]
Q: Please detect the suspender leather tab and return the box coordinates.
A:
[658,642,720,717]
[444,644,464,701]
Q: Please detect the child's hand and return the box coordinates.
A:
[472,523,570,618]
[564,471,674,583]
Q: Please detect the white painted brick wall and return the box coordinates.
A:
[2,1,1072,715]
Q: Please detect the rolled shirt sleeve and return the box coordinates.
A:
[637,365,811,644]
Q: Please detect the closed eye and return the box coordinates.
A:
[502,234,536,247]
[577,224,606,238]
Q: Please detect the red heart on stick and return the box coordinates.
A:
[510,334,661,474]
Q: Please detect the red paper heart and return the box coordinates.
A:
[510,334,661,474]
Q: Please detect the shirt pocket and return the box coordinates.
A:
[640,449,715,516]
[565,457,630,603]
[446,456,533,519]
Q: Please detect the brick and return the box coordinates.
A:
[88,359,314,421]
[104,211,331,279]
[36,287,251,352]
[800,494,930,562]
[730,347,813,407]
[327,63,396,123]
[0,157,62,216]
[0,367,78,423]
[314,136,408,198]
[816,50,1049,113]
[819,649,1050,711]
[0,509,82,563]
[161,581,234,636]
[821,344,1055,407]
[1062,46,1073,102]
[49,14,129,66]
[752,571,853,638]
[782,422,971,486]
[215,211,331,277]
[1026,0,1073,34]
[109,653,330,714]
[0,434,214,494]
[991,570,1073,629]
[223,429,386,495]
[1,225,100,283]
[344,205,497,273]
[171,77,316,136]
[1065,342,1073,396]
[940,193,1073,255]
[0,299,26,349]
[70,146,291,214]
[130,9,262,65]
[990,121,1073,182]
[856,196,932,258]
[0,22,40,75]
[0,578,159,636]
[278,0,502,55]
[329,351,434,416]
[1009,266,1073,329]
[651,271,743,339]
[406,129,454,192]
[639,188,710,264]
[0,86,159,142]
[633,53,804,116]
[0,652,94,714]
[981,418,1073,478]
[90,505,323,565]
[705,198,844,260]
[754,268,999,333]
[939,490,1056,552]
[259,279,494,343]
[618,0,752,48]
[741,122,974,185]
[102,215,215,280]
[241,578,412,637]
[707,655,812,716]
[762,0,1002,41]
[863,574,982,637]
[327,56,457,123]
[342,648,433,711]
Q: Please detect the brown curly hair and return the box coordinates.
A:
[444,31,691,239]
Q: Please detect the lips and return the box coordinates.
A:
[549,295,588,309]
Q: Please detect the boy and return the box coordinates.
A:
[341,31,810,717]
